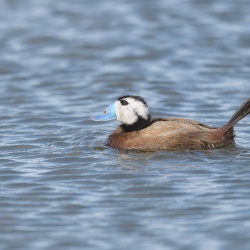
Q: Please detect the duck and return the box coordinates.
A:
[91,95,250,151]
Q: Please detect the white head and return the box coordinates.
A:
[91,95,151,131]
[115,96,150,125]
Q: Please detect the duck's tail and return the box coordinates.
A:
[219,98,250,133]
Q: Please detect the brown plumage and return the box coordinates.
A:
[92,96,250,151]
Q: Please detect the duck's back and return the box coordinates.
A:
[106,118,234,150]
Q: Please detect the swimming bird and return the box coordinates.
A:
[91,95,250,150]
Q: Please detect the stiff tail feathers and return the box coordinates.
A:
[220,98,250,133]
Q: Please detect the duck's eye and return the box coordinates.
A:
[120,100,128,106]
[104,110,107,114]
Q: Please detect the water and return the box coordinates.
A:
[0,0,250,249]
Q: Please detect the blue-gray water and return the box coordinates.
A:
[1,0,250,249]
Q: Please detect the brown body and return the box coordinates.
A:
[106,99,250,151]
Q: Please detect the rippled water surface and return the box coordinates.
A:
[1,0,250,249]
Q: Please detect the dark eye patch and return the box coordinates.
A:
[120,99,128,106]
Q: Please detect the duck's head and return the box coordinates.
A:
[91,95,151,132]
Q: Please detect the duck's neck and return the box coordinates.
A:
[121,115,151,132]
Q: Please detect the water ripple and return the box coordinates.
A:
[0,0,250,250]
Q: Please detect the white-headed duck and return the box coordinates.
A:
[91,95,250,150]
